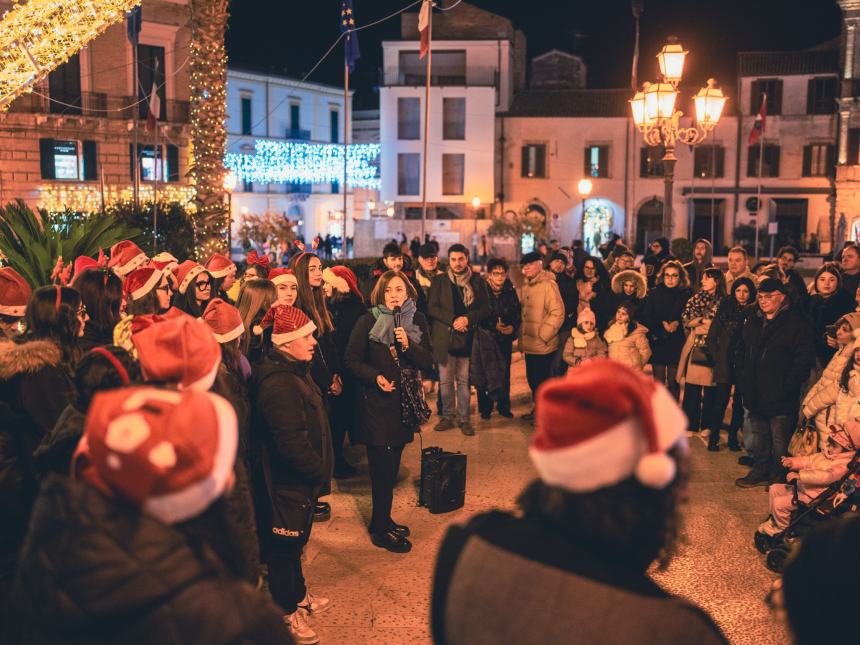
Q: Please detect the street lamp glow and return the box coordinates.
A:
[629,87,648,128]
[367,200,376,211]
[644,82,679,122]
[471,196,481,208]
[223,170,237,193]
[657,37,688,85]
[577,178,593,198]
[694,79,728,129]
[386,206,395,217]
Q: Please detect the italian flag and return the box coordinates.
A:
[419,0,431,60]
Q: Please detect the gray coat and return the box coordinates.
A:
[426,272,492,365]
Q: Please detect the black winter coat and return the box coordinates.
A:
[554,272,579,331]
[31,404,85,479]
[253,351,332,525]
[12,476,290,645]
[78,323,115,352]
[345,310,434,446]
[807,289,855,365]
[427,272,492,364]
[329,292,369,443]
[639,284,691,365]
[705,299,756,384]
[738,306,815,417]
[485,279,521,349]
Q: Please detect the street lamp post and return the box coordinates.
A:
[577,178,593,245]
[223,170,237,258]
[471,196,481,261]
[629,37,728,240]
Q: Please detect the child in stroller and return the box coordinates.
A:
[755,419,860,551]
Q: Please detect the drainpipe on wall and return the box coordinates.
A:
[498,116,506,219]
[732,75,743,245]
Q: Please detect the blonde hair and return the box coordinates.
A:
[236,279,276,354]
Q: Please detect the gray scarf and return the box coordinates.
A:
[447,267,474,307]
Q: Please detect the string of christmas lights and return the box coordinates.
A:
[224,140,381,189]
[0,0,142,110]
[38,184,197,214]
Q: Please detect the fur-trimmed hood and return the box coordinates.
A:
[0,338,63,380]
[611,270,648,299]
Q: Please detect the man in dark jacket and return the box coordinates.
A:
[736,278,815,488]
[478,258,521,420]
[643,237,674,288]
[427,244,492,436]
[548,251,579,331]
[682,238,714,289]
[776,246,809,309]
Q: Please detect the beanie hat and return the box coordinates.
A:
[123,267,163,301]
[202,298,245,344]
[577,307,596,327]
[0,267,32,316]
[150,252,179,274]
[108,241,148,278]
[132,314,221,391]
[530,359,688,492]
[549,251,568,265]
[173,261,206,295]
[521,251,543,265]
[269,267,298,287]
[327,265,364,302]
[418,243,438,259]
[205,253,236,279]
[73,387,237,525]
[757,277,786,294]
[271,305,316,346]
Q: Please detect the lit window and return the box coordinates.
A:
[53,141,80,180]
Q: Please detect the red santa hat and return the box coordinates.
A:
[73,386,237,525]
[108,240,148,278]
[269,267,297,288]
[150,252,179,275]
[173,260,206,295]
[130,307,186,336]
[323,265,364,302]
[530,359,688,492]
[202,298,245,344]
[123,267,163,302]
[0,267,32,317]
[271,305,316,346]
[132,314,221,391]
[205,253,236,279]
[73,255,99,278]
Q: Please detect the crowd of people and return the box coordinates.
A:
[1,231,858,644]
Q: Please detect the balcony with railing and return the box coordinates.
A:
[285,128,312,141]
[7,91,190,123]
[381,66,498,88]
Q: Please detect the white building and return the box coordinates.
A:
[225,66,355,248]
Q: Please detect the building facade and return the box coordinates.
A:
[0,0,193,213]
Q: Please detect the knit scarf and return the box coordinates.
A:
[369,298,422,346]
[682,290,721,327]
[448,267,475,307]
[415,267,437,290]
[571,327,595,349]
[604,322,629,344]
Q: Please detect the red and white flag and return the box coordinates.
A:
[748,93,767,146]
[419,0,431,60]
[146,59,161,131]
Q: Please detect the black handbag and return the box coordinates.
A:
[419,447,467,513]
[448,327,469,354]
[261,449,313,542]
[690,336,715,367]
[392,347,431,428]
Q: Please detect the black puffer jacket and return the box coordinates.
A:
[12,476,290,645]
[485,279,521,348]
[639,284,691,365]
[807,289,855,366]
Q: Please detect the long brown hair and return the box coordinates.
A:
[235,279,275,355]
[370,270,417,307]
[289,252,333,334]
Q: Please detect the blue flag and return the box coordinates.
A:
[127,6,142,45]
[340,0,360,73]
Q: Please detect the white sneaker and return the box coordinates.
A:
[298,590,332,614]
[283,608,320,645]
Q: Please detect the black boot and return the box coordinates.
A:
[727,430,741,452]
[707,430,720,452]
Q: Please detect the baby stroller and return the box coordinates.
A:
[754,450,860,573]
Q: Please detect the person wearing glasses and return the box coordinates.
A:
[736,278,815,488]
[172,261,214,318]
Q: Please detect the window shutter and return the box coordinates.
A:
[640,148,649,177]
[750,81,760,116]
[583,147,591,176]
[39,138,55,179]
[167,144,179,182]
[773,81,784,115]
[82,140,97,181]
[826,144,837,178]
[716,147,725,178]
[771,146,781,177]
[849,129,860,166]
[806,79,815,115]
[129,143,136,181]
[802,145,812,177]
[747,145,757,178]
[521,146,529,177]
[535,145,546,178]
[598,146,609,177]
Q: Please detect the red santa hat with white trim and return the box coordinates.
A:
[269,267,297,287]
[123,267,163,302]
[202,298,245,344]
[205,253,236,280]
[150,252,179,275]
[173,260,206,295]
[72,386,237,525]
[530,359,688,492]
[108,240,148,278]
[0,267,31,317]
[271,305,316,347]
[132,313,221,391]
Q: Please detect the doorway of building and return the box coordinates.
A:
[635,198,663,253]
[772,199,807,251]
[691,198,725,253]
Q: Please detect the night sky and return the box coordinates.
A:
[227,0,843,108]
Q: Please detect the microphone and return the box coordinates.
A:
[393,305,402,351]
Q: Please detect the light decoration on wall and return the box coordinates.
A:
[38,184,197,214]
[224,140,381,189]
[0,0,142,110]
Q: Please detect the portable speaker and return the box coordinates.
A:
[419,447,467,514]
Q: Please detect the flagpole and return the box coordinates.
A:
[420,0,432,242]
[133,44,140,211]
[343,54,350,258]
[754,93,766,260]
[153,121,159,255]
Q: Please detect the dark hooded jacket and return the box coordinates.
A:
[643,237,674,289]
[11,475,290,645]
[682,239,714,289]
[705,277,758,384]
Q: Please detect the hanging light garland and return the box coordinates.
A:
[0,0,142,110]
[225,140,381,189]
[38,183,197,214]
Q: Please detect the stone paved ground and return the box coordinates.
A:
[303,355,787,644]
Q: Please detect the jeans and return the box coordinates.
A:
[440,355,471,422]
[477,343,513,415]
[749,413,795,476]
[682,384,717,433]
[366,445,404,534]
[652,363,680,399]
[525,353,555,403]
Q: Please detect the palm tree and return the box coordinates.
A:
[189,0,230,257]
